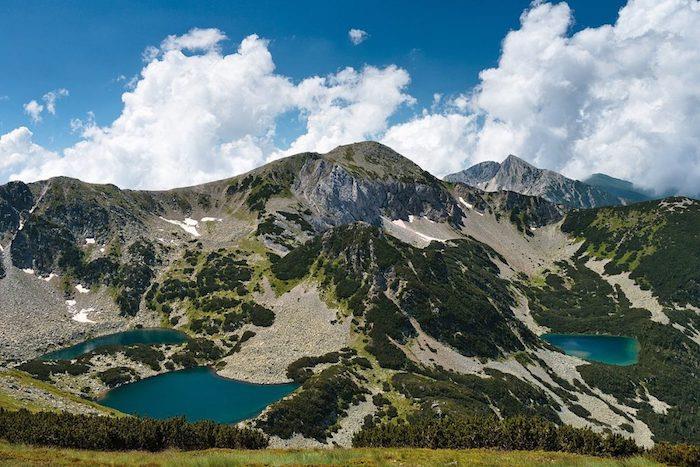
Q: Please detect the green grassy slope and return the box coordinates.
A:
[0,370,121,416]
[0,443,659,467]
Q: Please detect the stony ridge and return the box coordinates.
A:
[445,155,621,208]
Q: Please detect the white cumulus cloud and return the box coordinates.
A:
[8,29,412,189]
[382,112,476,177]
[22,88,69,123]
[348,28,369,45]
[23,101,44,123]
[278,65,413,158]
[0,127,58,178]
[161,27,228,53]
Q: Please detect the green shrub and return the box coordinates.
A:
[17,360,90,381]
[0,409,267,451]
[648,442,700,467]
[352,414,640,458]
[243,302,275,327]
[286,352,343,383]
[97,367,136,388]
[270,237,321,281]
[258,366,366,441]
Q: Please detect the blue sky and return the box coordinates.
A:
[0,0,626,150]
[0,0,698,195]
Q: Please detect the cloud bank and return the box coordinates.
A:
[5,31,412,189]
[2,0,700,196]
[388,0,700,195]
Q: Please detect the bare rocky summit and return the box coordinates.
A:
[445,154,621,208]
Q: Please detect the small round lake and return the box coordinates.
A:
[42,328,188,360]
[99,366,298,423]
[541,334,639,366]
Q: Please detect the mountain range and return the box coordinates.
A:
[444,154,652,208]
[0,141,698,448]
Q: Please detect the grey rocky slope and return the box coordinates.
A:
[0,141,698,448]
[445,154,621,208]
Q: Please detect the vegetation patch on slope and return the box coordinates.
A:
[562,197,699,307]
[0,442,665,466]
[354,413,640,458]
[257,365,368,441]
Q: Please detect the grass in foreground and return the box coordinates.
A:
[0,443,660,466]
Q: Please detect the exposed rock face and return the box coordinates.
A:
[293,142,462,229]
[447,160,500,187]
[454,184,565,230]
[0,181,33,239]
[445,155,620,208]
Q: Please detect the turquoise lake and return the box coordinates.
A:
[100,366,298,423]
[541,334,640,366]
[42,328,188,360]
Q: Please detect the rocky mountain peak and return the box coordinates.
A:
[501,154,535,170]
[445,155,621,209]
[323,141,429,182]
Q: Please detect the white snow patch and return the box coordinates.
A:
[159,217,200,237]
[72,308,96,324]
[458,197,473,209]
[65,299,76,307]
[408,214,435,224]
[85,238,96,245]
[42,273,57,282]
[75,284,90,294]
[459,197,483,215]
[390,219,445,243]
[99,247,105,253]
[201,217,223,222]
[22,268,34,275]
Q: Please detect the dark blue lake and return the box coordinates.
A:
[42,328,188,360]
[542,334,639,366]
[99,366,298,423]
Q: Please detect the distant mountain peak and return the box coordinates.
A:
[501,154,535,170]
[444,155,621,209]
[583,173,652,204]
